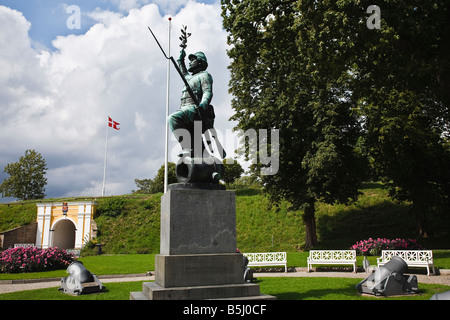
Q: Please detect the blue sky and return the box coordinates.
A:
[0,0,239,202]
[1,0,105,48]
[0,0,218,50]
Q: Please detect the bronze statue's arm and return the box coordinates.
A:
[147,26,199,106]
[177,49,189,76]
[200,73,213,108]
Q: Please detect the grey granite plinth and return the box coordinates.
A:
[155,253,243,288]
[130,188,275,300]
[160,189,236,255]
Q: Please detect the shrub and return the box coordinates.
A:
[350,238,422,256]
[96,197,126,218]
[0,247,75,273]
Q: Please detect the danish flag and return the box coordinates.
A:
[108,117,120,130]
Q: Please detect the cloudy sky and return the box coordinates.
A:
[0,0,241,202]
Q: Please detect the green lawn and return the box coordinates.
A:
[0,254,155,281]
[0,281,144,300]
[1,252,450,301]
[1,277,448,300]
[259,277,450,300]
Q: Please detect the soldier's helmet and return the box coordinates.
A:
[188,52,208,70]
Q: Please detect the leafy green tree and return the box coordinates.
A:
[222,159,244,185]
[133,178,153,194]
[223,0,450,240]
[0,149,48,200]
[322,0,450,237]
[133,162,177,194]
[222,0,366,248]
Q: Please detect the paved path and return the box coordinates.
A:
[257,270,450,286]
[1,270,449,295]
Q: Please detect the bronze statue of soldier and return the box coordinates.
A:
[148,25,224,187]
[168,49,214,158]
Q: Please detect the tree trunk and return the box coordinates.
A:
[302,201,318,249]
[413,201,429,238]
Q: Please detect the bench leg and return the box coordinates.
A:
[426,264,436,276]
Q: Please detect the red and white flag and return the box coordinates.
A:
[108,116,120,130]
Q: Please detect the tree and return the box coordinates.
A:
[133,162,177,194]
[324,0,450,237]
[0,149,48,200]
[222,0,366,248]
[362,89,450,237]
[133,178,153,194]
[223,0,450,241]
[222,159,244,185]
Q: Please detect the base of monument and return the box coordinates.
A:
[155,254,244,287]
[129,185,277,300]
[130,253,276,300]
[130,282,276,300]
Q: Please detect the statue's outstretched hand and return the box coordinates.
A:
[179,49,186,60]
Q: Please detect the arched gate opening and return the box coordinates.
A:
[52,219,76,250]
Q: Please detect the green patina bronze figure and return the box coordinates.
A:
[168,49,214,157]
[148,25,225,186]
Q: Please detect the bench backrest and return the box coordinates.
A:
[243,252,287,263]
[309,250,356,261]
[381,250,433,262]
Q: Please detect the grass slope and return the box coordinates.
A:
[1,183,449,254]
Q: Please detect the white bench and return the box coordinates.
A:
[307,250,357,273]
[377,250,436,275]
[243,252,287,272]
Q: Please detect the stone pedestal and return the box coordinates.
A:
[155,254,243,287]
[130,187,274,300]
[160,189,236,255]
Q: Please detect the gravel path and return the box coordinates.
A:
[1,270,449,295]
[256,270,450,286]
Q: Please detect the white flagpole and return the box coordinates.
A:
[102,116,109,197]
[164,17,172,193]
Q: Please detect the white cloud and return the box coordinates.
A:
[110,0,191,15]
[111,0,151,12]
[0,2,238,201]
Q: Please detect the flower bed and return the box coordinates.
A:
[350,238,422,256]
[0,247,75,273]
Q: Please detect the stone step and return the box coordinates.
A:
[130,290,276,301]
[132,281,275,300]
[207,294,277,300]
[130,291,148,300]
